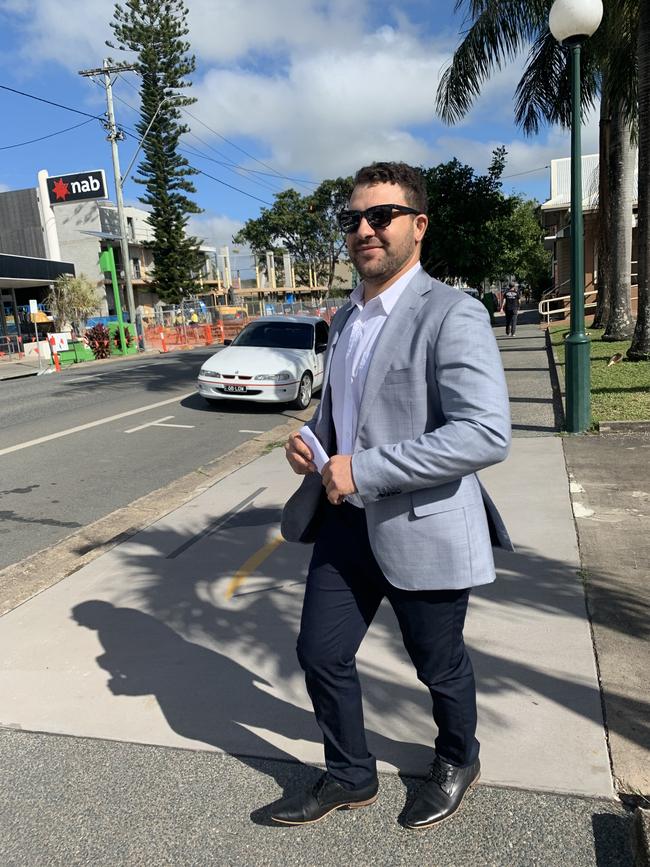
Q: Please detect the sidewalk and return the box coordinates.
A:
[0,315,637,865]
[0,347,162,381]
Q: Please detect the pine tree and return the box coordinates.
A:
[108,0,203,303]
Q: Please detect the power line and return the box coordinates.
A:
[0,83,105,120]
[502,165,550,179]
[105,82,281,195]
[180,141,282,195]
[194,168,272,206]
[116,71,317,190]
[82,74,273,205]
[0,118,95,150]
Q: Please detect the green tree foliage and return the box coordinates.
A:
[491,199,552,296]
[108,0,203,303]
[45,274,101,332]
[436,0,643,347]
[233,177,353,292]
[421,147,526,287]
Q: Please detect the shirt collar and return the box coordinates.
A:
[350,261,422,315]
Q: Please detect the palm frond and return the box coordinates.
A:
[514,31,600,135]
[596,0,639,130]
[436,1,550,124]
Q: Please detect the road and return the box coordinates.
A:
[0,349,308,571]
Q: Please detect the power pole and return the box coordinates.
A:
[79,60,138,337]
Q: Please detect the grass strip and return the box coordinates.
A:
[549,326,650,423]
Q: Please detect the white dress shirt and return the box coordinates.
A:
[330,261,422,507]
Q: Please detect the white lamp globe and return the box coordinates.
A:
[549,0,603,43]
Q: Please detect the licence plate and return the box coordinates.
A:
[224,384,248,393]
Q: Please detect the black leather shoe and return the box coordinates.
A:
[404,755,480,829]
[271,774,379,825]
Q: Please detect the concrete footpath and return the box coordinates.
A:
[0,314,638,866]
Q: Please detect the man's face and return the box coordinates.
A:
[345,181,427,284]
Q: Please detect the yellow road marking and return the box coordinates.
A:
[225,534,285,600]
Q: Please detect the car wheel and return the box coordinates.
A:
[292,371,313,410]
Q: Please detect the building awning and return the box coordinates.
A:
[0,253,75,290]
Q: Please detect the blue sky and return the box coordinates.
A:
[0,0,600,252]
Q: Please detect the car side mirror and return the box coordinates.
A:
[223,338,232,346]
[316,343,328,354]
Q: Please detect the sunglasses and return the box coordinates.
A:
[337,204,421,234]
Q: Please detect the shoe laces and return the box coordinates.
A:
[428,758,454,788]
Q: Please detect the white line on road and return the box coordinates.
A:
[124,415,174,433]
[239,429,266,434]
[0,392,196,457]
[125,416,195,433]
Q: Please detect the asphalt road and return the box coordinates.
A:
[0,349,309,571]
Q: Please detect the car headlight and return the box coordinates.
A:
[254,372,292,382]
[199,368,220,378]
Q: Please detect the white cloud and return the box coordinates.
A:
[3,0,111,67]
[187,0,368,63]
[3,0,369,69]
[0,182,11,192]
[191,28,450,177]
[188,213,243,249]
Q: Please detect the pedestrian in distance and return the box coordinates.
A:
[501,283,520,336]
[278,161,512,830]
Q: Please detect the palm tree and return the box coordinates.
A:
[602,95,635,340]
[628,0,650,359]
[436,0,638,341]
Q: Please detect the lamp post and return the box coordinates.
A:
[549,0,603,433]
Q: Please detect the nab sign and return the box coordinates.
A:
[47,170,108,206]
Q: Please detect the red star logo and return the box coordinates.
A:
[51,178,70,201]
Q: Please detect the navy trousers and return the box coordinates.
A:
[297,500,479,789]
[505,309,518,334]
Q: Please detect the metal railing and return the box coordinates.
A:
[0,335,21,362]
[538,281,639,325]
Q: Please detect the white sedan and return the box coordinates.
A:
[197,316,329,410]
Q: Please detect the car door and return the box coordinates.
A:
[313,320,329,389]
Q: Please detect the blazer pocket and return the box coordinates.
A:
[411,480,464,516]
[384,367,420,385]
[411,499,465,518]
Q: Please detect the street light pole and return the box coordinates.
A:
[565,38,591,433]
[549,0,603,433]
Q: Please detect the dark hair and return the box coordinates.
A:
[353,162,428,213]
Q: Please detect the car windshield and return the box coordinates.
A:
[232,321,314,350]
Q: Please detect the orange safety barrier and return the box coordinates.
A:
[47,335,61,372]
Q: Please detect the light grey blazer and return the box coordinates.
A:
[281,269,513,590]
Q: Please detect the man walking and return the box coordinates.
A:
[277,162,512,829]
[502,283,521,336]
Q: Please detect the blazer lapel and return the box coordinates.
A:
[356,271,431,435]
[315,302,356,432]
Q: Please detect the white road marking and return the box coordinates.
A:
[238,429,266,434]
[0,392,195,457]
[125,416,196,433]
[125,415,174,433]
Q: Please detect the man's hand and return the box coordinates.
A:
[322,455,357,505]
[285,432,316,475]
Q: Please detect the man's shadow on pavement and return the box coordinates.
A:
[72,600,431,825]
